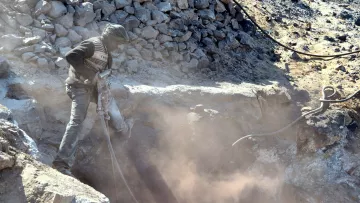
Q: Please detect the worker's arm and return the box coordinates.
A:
[65,40,95,79]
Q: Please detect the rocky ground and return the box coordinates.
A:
[0,0,359,202]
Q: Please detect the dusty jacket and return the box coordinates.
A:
[65,37,113,87]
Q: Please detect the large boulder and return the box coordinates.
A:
[56,13,74,29]
[141,26,159,39]
[135,7,151,23]
[15,13,33,26]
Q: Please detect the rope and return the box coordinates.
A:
[232,86,360,146]
[233,0,360,58]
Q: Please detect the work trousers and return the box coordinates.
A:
[53,84,129,169]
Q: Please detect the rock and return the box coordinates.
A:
[170,51,183,62]
[213,30,226,40]
[141,26,159,39]
[48,1,67,18]
[135,7,151,23]
[237,31,256,48]
[59,47,72,57]
[177,0,189,9]
[32,28,46,39]
[156,2,172,12]
[72,26,91,40]
[15,13,33,26]
[231,19,239,29]
[153,51,162,60]
[193,48,206,59]
[55,24,68,37]
[13,46,34,56]
[0,35,24,51]
[23,36,42,46]
[42,23,55,32]
[126,48,141,57]
[115,0,132,9]
[98,0,116,17]
[355,16,360,26]
[124,6,135,14]
[140,49,153,60]
[290,52,301,60]
[55,37,72,48]
[194,0,209,9]
[157,34,173,43]
[74,2,96,26]
[198,56,209,69]
[155,23,169,34]
[337,35,347,42]
[124,16,141,30]
[34,44,46,53]
[111,10,128,24]
[14,1,31,14]
[126,60,139,73]
[22,52,36,62]
[339,10,353,20]
[0,152,14,171]
[34,0,51,16]
[178,31,192,42]
[56,13,74,29]
[0,57,10,79]
[152,10,169,24]
[55,57,69,69]
[67,29,82,44]
[215,0,226,12]
[37,58,48,69]
[198,9,215,21]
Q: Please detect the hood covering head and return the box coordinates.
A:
[101,24,130,42]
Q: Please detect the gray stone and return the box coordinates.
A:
[0,57,10,79]
[32,28,46,39]
[99,0,116,17]
[41,23,55,32]
[126,48,141,57]
[67,29,83,44]
[140,49,153,60]
[23,36,42,46]
[0,35,24,51]
[34,0,51,16]
[126,60,139,73]
[177,0,189,9]
[156,2,172,12]
[170,51,183,62]
[198,9,215,20]
[214,30,226,40]
[153,51,162,60]
[74,2,96,26]
[178,42,186,51]
[178,31,192,42]
[124,16,141,30]
[198,56,209,69]
[15,13,33,26]
[34,44,47,53]
[135,7,151,23]
[163,42,176,51]
[13,46,35,56]
[124,6,135,14]
[157,34,173,43]
[110,10,128,24]
[72,26,91,40]
[115,0,132,9]
[0,152,15,171]
[14,0,31,14]
[55,24,68,37]
[37,58,48,69]
[146,20,158,26]
[112,53,127,68]
[59,47,72,57]
[141,26,159,39]
[22,52,36,62]
[237,31,255,48]
[0,14,17,29]
[155,23,168,34]
[55,37,72,48]
[56,13,74,29]
[48,1,67,18]
[215,0,226,12]
[152,10,169,24]
[231,19,239,30]
[55,57,69,69]
[194,0,209,9]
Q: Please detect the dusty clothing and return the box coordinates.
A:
[53,85,129,169]
[65,37,113,86]
[53,31,130,171]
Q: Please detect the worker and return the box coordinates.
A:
[52,24,134,177]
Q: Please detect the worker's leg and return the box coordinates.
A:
[108,97,133,136]
[53,85,91,172]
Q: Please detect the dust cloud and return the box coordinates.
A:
[143,104,294,203]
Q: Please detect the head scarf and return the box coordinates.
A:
[101,24,130,42]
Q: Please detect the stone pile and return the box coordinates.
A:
[0,0,255,75]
